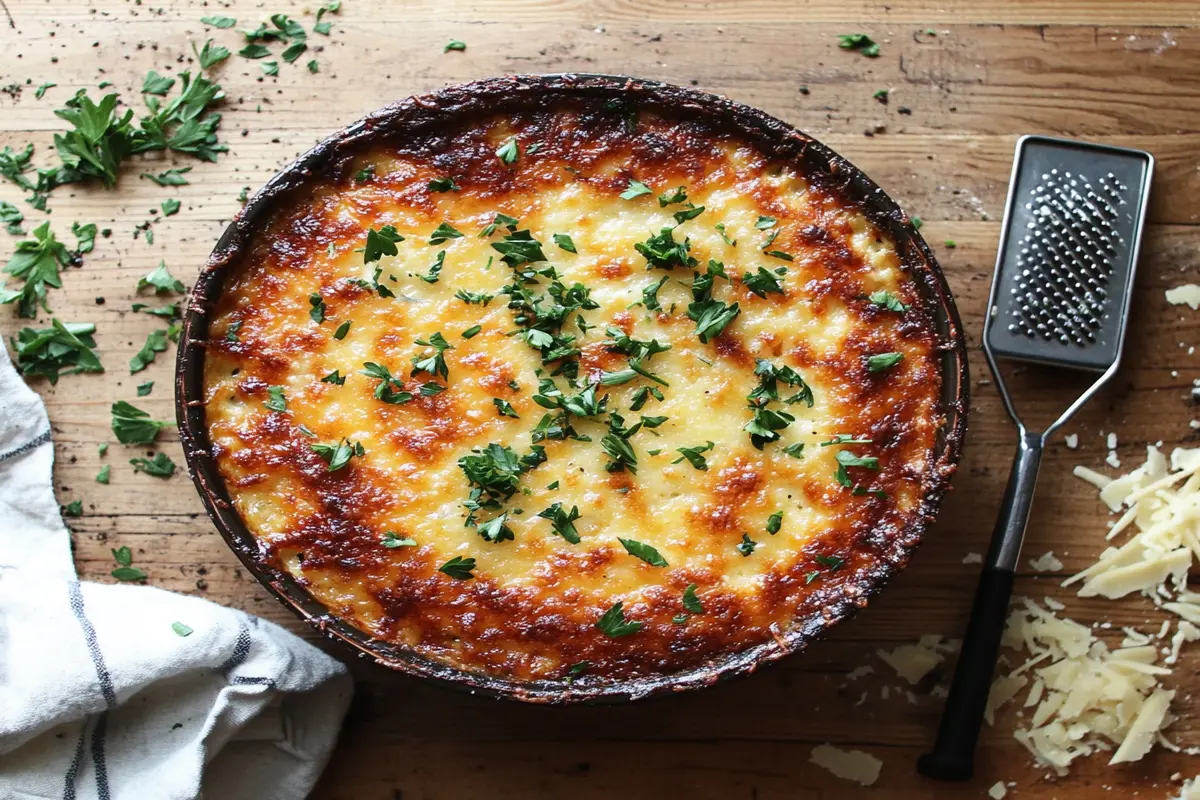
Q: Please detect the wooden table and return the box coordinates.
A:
[3,1,1200,797]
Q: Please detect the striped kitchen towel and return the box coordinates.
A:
[0,342,353,799]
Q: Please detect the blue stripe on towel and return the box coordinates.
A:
[0,428,51,464]
[64,582,115,799]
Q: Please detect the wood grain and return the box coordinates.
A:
[2,1,1200,797]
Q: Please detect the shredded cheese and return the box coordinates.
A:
[1029,551,1063,572]
[876,635,957,685]
[988,781,1008,799]
[1166,284,1200,310]
[808,744,882,786]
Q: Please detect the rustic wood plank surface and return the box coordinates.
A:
[3,1,1200,797]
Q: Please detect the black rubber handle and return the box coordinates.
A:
[918,432,1041,781]
[917,565,1015,780]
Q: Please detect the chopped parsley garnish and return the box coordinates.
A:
[201,14,237,28]
[418,250,445,283]
[495,137,520,164]
[944,240,957,249]
[672,441,714,471]
[479,212,519,238]
[111,546,147,582]
[838,33,880,57]
[459,443,537,508]
[381,531,417,548]
[642,275,669,311]
[658,186,687,206]
[428,222,463,245]
[310,437,365,471]
[491,228,546,266]
[360,362,412,404]
[411,332,453,380]
[755,215,777,229]
[833,448,880,487]
[1,222,72,317]
[742,266,786,298]
[866,352,904,372]
[141,166,191,186]
[682,584,703,613]
[635,226,696,270]
[225,320,242,342]
[264,386,287,412]
[820,434,872,446]
[783,442,805,459]
[138,262,185,294]
[132,303,179,319]
[0,201,23,235]
[62,499,83,517]
[461,325,482,339]
[493,398,519,418]
[566,661,589,679]
[34,82,56,99]
[455,288,493,306]
[160,198,181,217]
[744,406,796,450]
[11,320,102,383]
[111,400,174,444]
[172,621,193,637]
[96,465,111,484]
[619,538,668,567]
[748,359,814,407]
[873,88,889,103]
[869,290,909,312]
[131,452,177,477]
[766,511,783,535]
[816,554,845,571]
[715,222,736,246]
[428,177,459,192]
[686,259,739,343]
[911,216,923,230]
[438,556,476,580]
[333,320,351,340]
[476,512,514,543]
[307,59,319,73]
[672,204,705,224]
[595,601,642,637]
[321,370,346,385]
[629,385,664,411]
[419,382,445,396]
[129,328,168,373]
[553,233,577,253]
[444,40,466,52]
[619,178,653,200]
[308,292,327,323]
[363,224,403,263]
[736,533,758,556]
[538,502,581,544]
[600,413,641,474]
[764,249,794,262]
[354,165,375,182]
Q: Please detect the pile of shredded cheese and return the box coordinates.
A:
[987,445,1200,775]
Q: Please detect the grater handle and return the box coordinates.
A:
[918,431,1043,781]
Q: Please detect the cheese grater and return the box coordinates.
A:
[918,135,1154,781]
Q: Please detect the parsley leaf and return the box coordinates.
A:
[869,290,909,312]
[428,176,459,192]
[658,186,687,206]
[756,215,777,229]
[360,362,412,404]
[595,601,642,637]
[0,200,23,235]
[201,15,237,28]
[742,266,785,298]
[672,441,714,471]
[491,228,546,266]
[129,328,169,373]
[131,452,176,477]
[748,359,814,408]
[428,222,463,245]
[171,621,193,636]
[1,221,71,317]
[11,320,103,383]
[838,33,880,57]
[493,397,519,418]
[495,138,519,164]
[553,233,577,253]
[161,198,181,216]
[635,226,695,270]
[715,222,736,246]
[619,538,668,567]
[620,178,652,200]
[537,502,581,544]
[411,332,453,380]
[866,352,904,372]
[136,381,153,397]
[363,224,403,263]
[766,511,783,535]
[264,385,287,412]
[455,289,493,306]
[439,555,476,580]
[444,40,466,52]
[479,212,519,238]
[308,292,327,323]
[321,369,346,385]
[96,464,111,484]
[782,442,806,459]
[381,531,417,548]
[142,71,176,96]
[744,406,795,450]
[333,320,351,339]
[682,584,703,613]
[477,512,514,543]
[418,251,445,283]
[736,533,758,556]
[140,166,191,186]
[310,437,364,471]
[111,400,174,444]
[62,499,83,517]
[137,262,185,294]
[833,448,880,487]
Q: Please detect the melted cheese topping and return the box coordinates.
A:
[202,104,945,685]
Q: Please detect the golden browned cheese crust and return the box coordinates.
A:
[203,101,944,685]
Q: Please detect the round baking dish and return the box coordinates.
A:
[176,74,970,703]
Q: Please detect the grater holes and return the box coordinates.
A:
[1008,169,1126,346]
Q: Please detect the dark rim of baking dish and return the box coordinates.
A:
[175,73,971,704]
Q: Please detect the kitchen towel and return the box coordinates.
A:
[0,341,353,800]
